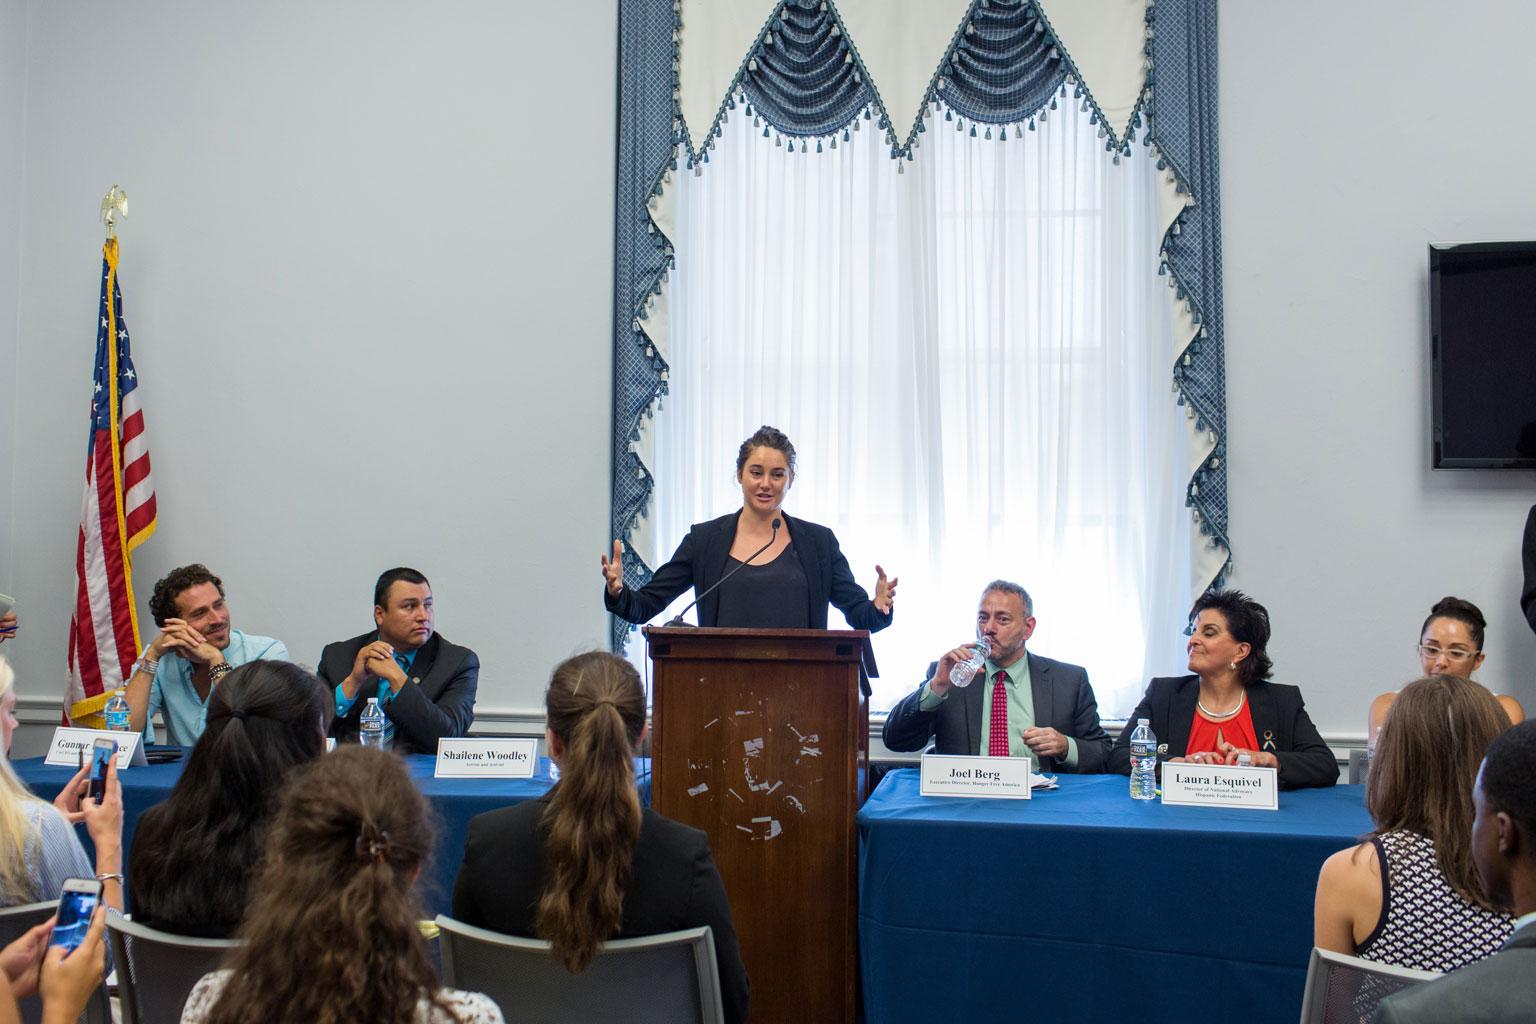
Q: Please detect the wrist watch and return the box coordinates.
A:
[209,662,234,683]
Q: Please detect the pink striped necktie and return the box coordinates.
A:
[988,670,1010,756]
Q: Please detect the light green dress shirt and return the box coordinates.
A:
[919,655,1079,768]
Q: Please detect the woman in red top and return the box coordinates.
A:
[1109,590,1338,789]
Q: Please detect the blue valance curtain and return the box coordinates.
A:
[611,0,1226,651]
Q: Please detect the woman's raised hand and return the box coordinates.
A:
[601,540,625,597]
[873,565,899,614]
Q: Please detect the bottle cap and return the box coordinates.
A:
[1137,717,1148,726]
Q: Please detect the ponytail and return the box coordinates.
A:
[536,653,646,972]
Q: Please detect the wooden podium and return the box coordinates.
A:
[644,626,875,1024]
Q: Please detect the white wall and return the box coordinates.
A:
[1221,1,1536,741]
[3,0,617,752]
[0,0,25,640]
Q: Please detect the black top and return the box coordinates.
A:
[604,511,892,631]
[453,796,750,1024]
[716,543,811,628]
[1107,675,1339,790]
[1522,504,1536,636]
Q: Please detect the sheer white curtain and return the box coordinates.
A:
[642,101,1193,718]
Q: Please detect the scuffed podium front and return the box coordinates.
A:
[643,626,875,1024]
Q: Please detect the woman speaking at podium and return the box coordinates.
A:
[602,426,897,631]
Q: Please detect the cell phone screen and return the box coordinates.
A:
[52,884,101,953]
[89,740,116,803]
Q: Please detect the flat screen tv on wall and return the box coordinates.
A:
[1430,241,1536,469]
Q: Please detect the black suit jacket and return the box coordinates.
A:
[881,652,1113,774]
[1522,504,1536,636]
[604,511,893,632]
[452,796,749,1024]
[1374,922,1536,1024]
[1107,675,1339,790]
[318,630,478,755]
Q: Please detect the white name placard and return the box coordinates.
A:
[1161,762,1278,810]
[45,728,147,769]
[919,753,1033,800]
[434,738,538,779]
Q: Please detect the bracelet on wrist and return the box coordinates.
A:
[96,872,124,885]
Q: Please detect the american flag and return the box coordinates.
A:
[66,238,157,720]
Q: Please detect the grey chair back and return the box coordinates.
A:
[106,909,242,1024]
[0,900,111,1024]
[1298,946,1441,1024]
[435,916,724,1024]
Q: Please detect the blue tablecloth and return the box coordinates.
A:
[12,753,651,917]
[857,770,1372,1024]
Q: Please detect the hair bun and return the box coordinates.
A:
[1431,596,1486,628]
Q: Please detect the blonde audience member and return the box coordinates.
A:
[0,656,123,914]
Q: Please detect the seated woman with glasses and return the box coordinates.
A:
[1367,597,1524,752]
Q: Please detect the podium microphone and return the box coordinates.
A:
[666,518,780,627]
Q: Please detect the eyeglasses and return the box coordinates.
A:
[1417,644,1479,664]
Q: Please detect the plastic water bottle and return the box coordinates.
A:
[103,689,131,732]
[359,698,386,749]
[948,636,992,688]
[1128,718,1157,801]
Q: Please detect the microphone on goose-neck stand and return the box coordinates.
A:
[666,518,780,627]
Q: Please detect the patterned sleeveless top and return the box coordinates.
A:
[1356,830,1514,972]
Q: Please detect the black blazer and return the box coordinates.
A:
[605,511,893,632]
[881,652,1113,774]
[452,796,749,1024]
[317,630,478,755]
[1523,504,1536,636]
[1375,922,1536,1024]
[1107,675,1339,790]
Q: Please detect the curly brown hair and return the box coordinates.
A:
[149,564,223,627]
[203,746,462,1024]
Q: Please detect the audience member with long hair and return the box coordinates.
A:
[1315,675,1514,970]
[129,660,330,936]
[1368,597,1525,749]
[181,745,502,1024]
[453,651,749,1024]
[0,656,124,914]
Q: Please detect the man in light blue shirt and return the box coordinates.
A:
[123,564,289,745]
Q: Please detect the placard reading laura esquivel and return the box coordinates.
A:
[1161,763,1278,810]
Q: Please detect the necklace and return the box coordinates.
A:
[1197,689,1246,720]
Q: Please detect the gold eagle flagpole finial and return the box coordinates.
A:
[100,185,128,239]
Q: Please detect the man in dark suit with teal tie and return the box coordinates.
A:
[318,566,478,755]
